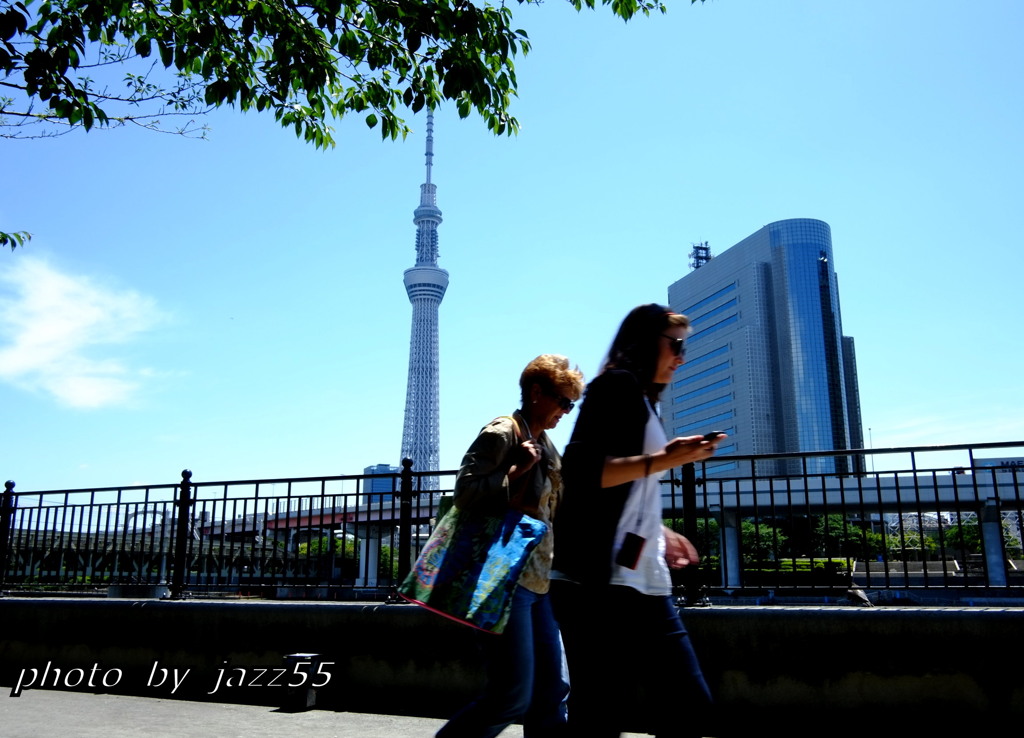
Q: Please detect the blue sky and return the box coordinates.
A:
[2,0,1022,492]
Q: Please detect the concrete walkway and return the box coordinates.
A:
[1,689,470,737]
[0,689,652,738]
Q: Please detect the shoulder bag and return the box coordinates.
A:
[397,416,547,633]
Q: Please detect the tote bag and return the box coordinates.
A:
[397,505,547,634]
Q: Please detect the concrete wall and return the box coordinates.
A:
[0,598,1021,736]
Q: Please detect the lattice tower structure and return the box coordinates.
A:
[689,241,713,270]
[400,112,448,489]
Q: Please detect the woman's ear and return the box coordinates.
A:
[529,382,544,404]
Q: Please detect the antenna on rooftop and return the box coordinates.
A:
[689,241,712,270]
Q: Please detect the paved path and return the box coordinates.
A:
[1,689,653,737]
[1,689,469,738]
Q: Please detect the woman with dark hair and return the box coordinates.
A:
[551,304,724,738]
[437,354,585,738]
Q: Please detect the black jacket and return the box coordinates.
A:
[554,369,650,586]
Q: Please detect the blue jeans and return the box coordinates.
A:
[437,585,569,738]
[551,581,713,738]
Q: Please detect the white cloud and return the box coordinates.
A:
[0,257,166,408]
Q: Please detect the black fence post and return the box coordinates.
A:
[397,458,414,584]
[0,481,16,594]
[678,462,708,606]
[170,469,193,599]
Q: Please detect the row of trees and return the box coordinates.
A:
[299,534,398,580]
[673,514,1022,567]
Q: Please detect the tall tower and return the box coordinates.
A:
[400,112,448,488]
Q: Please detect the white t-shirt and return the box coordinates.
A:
[608,401,672,596]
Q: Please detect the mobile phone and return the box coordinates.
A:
[615,532,646,569]
[703,431,726,441]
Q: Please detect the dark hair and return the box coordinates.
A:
[602,303,690,402]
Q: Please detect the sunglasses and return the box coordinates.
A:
[545,390,576,412]
[662,334,686,358]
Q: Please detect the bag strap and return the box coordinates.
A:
[502,413,531,443]
[501,413,543,510]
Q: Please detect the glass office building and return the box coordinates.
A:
[665,218,864,475]
[363,463,400,504]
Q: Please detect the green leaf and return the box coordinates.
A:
[158,40,173,68]
[0,230,31,250]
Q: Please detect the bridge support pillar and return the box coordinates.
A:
[715,506,743,589]
[981,498,1008,587]
[356,526,382,587]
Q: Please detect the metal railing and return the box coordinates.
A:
[662,440,1024,602]
[2,441,1022,601]
[0,461,455,599]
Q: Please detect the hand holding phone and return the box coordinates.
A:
[664,432,724,466]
